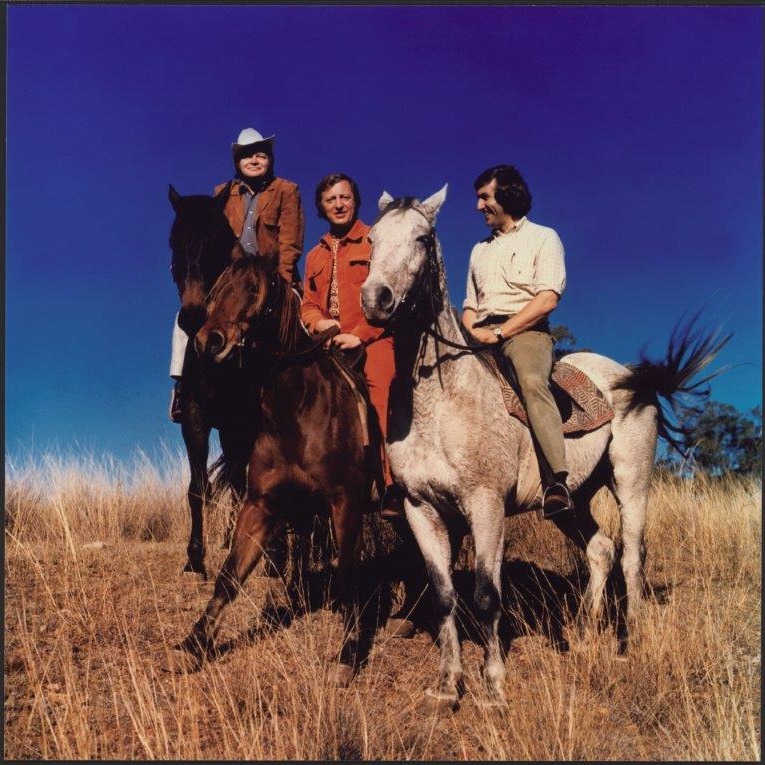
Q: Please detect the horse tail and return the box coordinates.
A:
[613,313,732,453]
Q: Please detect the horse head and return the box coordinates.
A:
[361,185,448,329]
[168,183,239,336]
[195,256,301,362]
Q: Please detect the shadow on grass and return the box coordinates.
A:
[210,524,673,667]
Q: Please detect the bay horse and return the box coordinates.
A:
[360,185,729,709]
[166,256,372,684]
[168,183,258,579]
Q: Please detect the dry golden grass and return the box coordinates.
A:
[4,450,761,760]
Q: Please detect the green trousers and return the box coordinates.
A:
[493,327,568,480]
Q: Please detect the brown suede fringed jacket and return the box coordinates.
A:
[214,177,305,287]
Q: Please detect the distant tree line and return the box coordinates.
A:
[551,325,762,479]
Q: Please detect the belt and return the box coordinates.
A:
[475,315,551,333]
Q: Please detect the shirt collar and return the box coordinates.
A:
[232,177,273,196]
[492,215,527,238]
[320,218,367,249]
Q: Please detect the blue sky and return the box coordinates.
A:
[6,4,763,463]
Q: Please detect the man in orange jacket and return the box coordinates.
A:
[300,172,401,518]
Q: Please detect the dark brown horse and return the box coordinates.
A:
[166,256,373,684]
[168,184,259,579]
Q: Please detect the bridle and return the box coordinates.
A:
[373,204,488,353]
[227,266,337,369]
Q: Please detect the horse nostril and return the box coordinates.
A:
[378,285,395,312]
[178,305,206,336]
[206,330,225,356]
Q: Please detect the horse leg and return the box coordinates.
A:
[607,408,655,635]
[166,494,277,672]
[469,494,506,705]
[609,459,651,630]
[329,492,362,686]
[181,419,212,579]
[218,425,255,550]
[406,496,462,710]
[550,495,615,628]
[286,523,312,613]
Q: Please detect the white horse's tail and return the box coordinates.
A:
[613,313,732,453]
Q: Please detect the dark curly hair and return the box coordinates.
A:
[314,173,361,220]
[473,165,532,219]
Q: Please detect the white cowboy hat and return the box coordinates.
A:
[232,128,275,151]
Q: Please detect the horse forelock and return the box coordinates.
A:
[374,196,420,223]
[206,257,302,352]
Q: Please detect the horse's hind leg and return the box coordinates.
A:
[609,441,652,629]
[406,497,462,710]
[469,493,506,704]
[550,495,615,627]
[167,495,277,672]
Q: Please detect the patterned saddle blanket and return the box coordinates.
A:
[494,358,614,435]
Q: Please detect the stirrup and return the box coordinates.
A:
[539,482,575,520]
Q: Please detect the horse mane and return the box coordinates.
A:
[374,195,502,378]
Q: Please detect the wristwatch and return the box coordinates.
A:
[494,327,504,342]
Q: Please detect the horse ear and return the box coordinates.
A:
[419,184,448,221]
[378,191,394,211]
[169,184,181,211]
[215,181,233,209]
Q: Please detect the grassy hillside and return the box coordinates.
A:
[4,451,761,760]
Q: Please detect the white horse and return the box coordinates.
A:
[360,186,727,709]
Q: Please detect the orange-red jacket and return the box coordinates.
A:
[300,220,396,468]
[300,219,385,344]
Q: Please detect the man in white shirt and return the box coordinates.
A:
[462,164,574,518]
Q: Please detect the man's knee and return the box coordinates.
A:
[515,369,549,398]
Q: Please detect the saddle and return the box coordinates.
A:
[492,355,614,435]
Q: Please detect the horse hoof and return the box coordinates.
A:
[333,663,356,687]
[477,691,507,710]
[421,688,459,713]
[161,647,204,674]
[182,565,208,582]
[386,617,416,638]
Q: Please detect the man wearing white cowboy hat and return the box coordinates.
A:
[169,126,305,421]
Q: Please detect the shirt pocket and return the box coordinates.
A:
[501,252,535,287]
[307,262,326,294]
[259,207,280,230]
[348,257,371,286]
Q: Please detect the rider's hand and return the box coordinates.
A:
[470,327,501,345]
[332,333,363,350]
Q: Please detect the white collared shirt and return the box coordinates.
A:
[463,216,566,323]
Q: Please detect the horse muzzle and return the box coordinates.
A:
[361,281,398,327]
[178,304,207,336]
[194,327,232,362]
